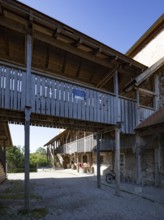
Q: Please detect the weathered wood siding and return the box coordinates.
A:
[120,98,137,134]
[139,107,155,123]
[0,66,25,111]
[0,65,155,134]
[55,135,114,154]
[54,135,136,154]
[0,65,116,124]
[31,73,116,124]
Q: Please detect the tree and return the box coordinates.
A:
[36,147,47,155]
[6,146,24,172]
[30,147,49,168]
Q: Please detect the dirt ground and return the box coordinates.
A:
[0,169,164,220]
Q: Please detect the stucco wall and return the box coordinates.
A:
[133,30,164,67]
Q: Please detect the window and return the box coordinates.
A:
[83,154,87,163]
[100,156,104,164]
[120,154,125,167]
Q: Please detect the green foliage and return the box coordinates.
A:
[35,147,46,155]
[6,146,24,173]
[6,146,49,173]
[30,153,48,167]
[30,147,50,168]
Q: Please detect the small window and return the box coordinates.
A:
[120,154,125,167]
[83,154,87,163]
[100,156,104,164]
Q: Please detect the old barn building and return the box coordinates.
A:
[45,15,164,186]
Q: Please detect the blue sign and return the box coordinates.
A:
[72,89,86,100]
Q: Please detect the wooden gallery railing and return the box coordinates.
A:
[54,134,115,154]
[0,64,155,133]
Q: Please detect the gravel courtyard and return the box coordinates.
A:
[1,169,164,220]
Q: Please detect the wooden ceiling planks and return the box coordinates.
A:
[0,0,147,98]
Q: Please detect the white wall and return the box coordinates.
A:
[133,30,164,67]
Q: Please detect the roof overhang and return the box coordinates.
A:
[126,14,164,58]
[0,122,13,147]
[0,0,146,96]
[135,109,164,136]
[124,57,164,92]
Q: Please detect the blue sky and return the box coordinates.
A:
[17,0,164,53]
[9,0,163,152]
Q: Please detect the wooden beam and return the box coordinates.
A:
[24,33,32,211]
[154,74,159,110]
[53,26,61,39]
[0,136,8,140]
[2,29,10,57]
[0,4,3,15]
[115,126,120,195]
[62,52,67,74]
[138,88,156,96]
[92,47,102,56]
[136,135,142,185]
[74,38,83,48]
[137,124,164,136]
[1,0,146,71]
[34,31,115,69]
[135,57,164,86]
[97,125,115,134]
[0,16,26,33]
[96,65,118,88]
[76,60,82,77]
[45,45,50,68]
[96,133,101,188]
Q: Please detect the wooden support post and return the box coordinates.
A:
[24,33,32,210]
[154,134,161,186]
[135,90,142,185]
[114,70,121,122]
[136,148,141,185]
[52,144,55,169]
[24,108,31,210]
[77,153,79,173]
[115,125,120,195]
[114,69,121,195]
[136,135,141,185]
[96,133,101,188]
[3,141,6,173]
[154,74,159,110]
[136,89,140,126]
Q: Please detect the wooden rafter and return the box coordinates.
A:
[92,47,102,56]
[62,51,67,74]
[53,26,61,39]
[138,88,156,97]
[74,38,83,48]
[2,28,10,57]
[96,65,118,88]
[76,60,82,77]
[34,31,114,69]
[45,45,50,68]
[0,0,146,71]
[0,4,3,15]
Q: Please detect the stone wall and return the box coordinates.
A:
[120,149,136,182]
[141,149,155,185]
[160,135,164,186]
